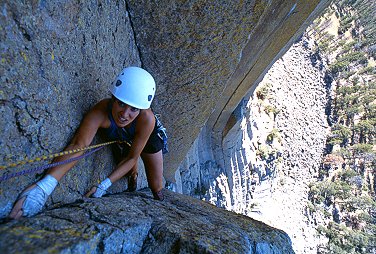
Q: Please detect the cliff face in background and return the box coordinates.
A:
[178,1,376,253]
[179,35,332,253]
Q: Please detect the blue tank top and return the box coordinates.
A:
[104,101,137,144]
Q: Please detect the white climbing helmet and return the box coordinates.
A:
[110,66,156,109]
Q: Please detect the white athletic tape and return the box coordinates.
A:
[93,178,112,198]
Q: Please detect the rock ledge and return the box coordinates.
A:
[0,189,294,254]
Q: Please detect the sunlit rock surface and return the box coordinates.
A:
[0,189,294,253]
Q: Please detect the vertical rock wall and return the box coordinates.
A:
[126,0,271,181]
[179,35,332,253]
[0,0,140,217]
[127,0,331,181]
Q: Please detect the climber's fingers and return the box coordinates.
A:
[85,186,97,197]
[9,196,26,220]
[9,184,38,219]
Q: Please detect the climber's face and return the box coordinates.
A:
[112,98,140,127]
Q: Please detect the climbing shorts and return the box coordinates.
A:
[111,126,167,165]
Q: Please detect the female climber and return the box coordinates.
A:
[9,66,167,219]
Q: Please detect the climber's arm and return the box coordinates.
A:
[9,99,110,219]
[47,100,109,181]
[85,109,155,198]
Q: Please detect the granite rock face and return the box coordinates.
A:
[126,0,332,181]
[0,189,294,254]
[0,0,141,217]
[126,0,269,181]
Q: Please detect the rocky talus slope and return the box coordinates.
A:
[179,35,331,253]
[0,189,294,254]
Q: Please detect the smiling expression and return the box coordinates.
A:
[112,98,140,128]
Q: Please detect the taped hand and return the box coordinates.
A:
[9,175,58,219]
[85,178,112,198]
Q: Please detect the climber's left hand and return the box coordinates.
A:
[85,178,112,198]
[84,186,98,198]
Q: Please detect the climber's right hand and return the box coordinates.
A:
[8,174,58,219]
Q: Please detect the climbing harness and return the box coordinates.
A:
[155,114,169,154]
[111,113,168,154]
[0,140,130,182]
